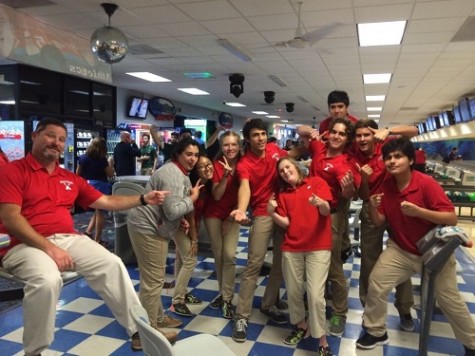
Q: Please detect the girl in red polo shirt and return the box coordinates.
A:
[204,131,241,319]
[268,157,334,356]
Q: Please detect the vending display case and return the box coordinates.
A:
[74,128,98,170]
[106,129,122,157]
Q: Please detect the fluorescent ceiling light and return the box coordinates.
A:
[368,114,381,118]
[218,39,252,62]
[177,88,210,95]
[0,100,15,104]
[224,102,246,107]
[252,111,269,115]
[366,95,386,101]
[126,72,171,82]
[367,107,382,111]
[281,120,289,123]
[358,21,406,47]
[364,73,392,84]
[266,115,280,119]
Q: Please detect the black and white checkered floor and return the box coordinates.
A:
[1,224,475,355]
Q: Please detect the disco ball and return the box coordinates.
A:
[90,25,128,64]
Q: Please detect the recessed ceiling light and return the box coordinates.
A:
[281,119,289,123]
[224,102,246,107]
[252,111,269,115]
[358,21,406,47]
[367,107,382,111]
[266,115,280,119]
[126,72,171,82]
[368,114,381,118]
[177,88,209,95]
[366,95,386,101]
[363,73,392,84]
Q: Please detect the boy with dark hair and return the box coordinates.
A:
[230,118,304,343]
[353,119,419,331]
[356,138,475,355]
[319,90,359,136]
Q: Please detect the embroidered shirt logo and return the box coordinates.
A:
[272,153,280,161]
[60,180,74,191]
[323,163,334,172]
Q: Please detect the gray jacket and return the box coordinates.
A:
[127,161,194,239]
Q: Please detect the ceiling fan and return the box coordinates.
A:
[274,1,337,49]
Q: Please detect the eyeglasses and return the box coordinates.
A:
[197,163,213,170]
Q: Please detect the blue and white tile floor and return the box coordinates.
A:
[1,225,474,355]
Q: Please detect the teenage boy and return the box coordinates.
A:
[319,90,359,138]
[353,119,419,331]
[138,133,158,175]
[229,119,303,343]
[356,138,475,355]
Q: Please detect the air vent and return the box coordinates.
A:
[0,0,56,8]
[128,44,164,56]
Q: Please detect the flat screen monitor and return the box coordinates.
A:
[127,97,149,119]
[438,112,447,127]
[453,105,462,123]
[417,122,425,134]
[432,115,441,129]
[458,97,471,122]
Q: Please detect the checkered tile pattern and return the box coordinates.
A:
[0,227,474,355]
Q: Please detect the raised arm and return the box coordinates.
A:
[229,178,251,224]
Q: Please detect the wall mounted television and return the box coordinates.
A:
[438,112,446,127]
[127,97,149,119]
[458,97,472,122]
[417,122,426,134]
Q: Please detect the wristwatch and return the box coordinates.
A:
[140,194,147,206]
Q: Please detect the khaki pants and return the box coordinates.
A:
[364,239,475,348]
[173,228,198,304]
[282,250,331,339]
[3,234,140,356]
[235,216,284,319]
[359,202,413,314]
[128,225,169,329]
[328,207,349,317]
[204,217,240,302]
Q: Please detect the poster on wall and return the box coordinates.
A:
[0,5,111,83]
[0,120,25,161]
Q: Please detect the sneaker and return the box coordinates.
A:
[170,303,193,317]
[157,313,183,328]
[222,301,235,319]
[260,306,287,324]
[399,313,415,332]
[329,314,346,336]
[318,345,334,356]
[275,299,288,310]
[185,292,202,304]
[131,332,142,351]
[283,327,307,345]
[356,332,389,349]
[209,294,223,309]
[232,318,248,343]
[157,329,178,344]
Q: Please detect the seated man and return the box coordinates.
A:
[0,118,170,356]
[355,138,475,355]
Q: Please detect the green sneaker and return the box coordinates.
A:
[329,314,346,336]
[318,345,334,356]
[283,327,307,345]
[184,292,202,304]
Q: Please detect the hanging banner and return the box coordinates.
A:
[0,4,112,83]
[148,96,176,121]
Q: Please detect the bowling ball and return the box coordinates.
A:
[469,192,475,203]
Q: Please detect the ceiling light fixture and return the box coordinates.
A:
[126,72,171,82]
[367,107,383,111]
[358,21,406,47]
[177,88,209,95]
[366,95,386,101]
[269,75,287,87]
[224,102,246,107]
[90,3,128,64]
[252,111,269,115]
[218,39,252,62]
[266,115,280,119]
[363,73,392,84]
[368,114,381,118]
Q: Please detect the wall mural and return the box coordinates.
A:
[417,139,475,161]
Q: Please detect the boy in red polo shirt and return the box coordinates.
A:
[356,138,475,354]
[353,119,419,331]
[229,119,304,343]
